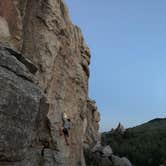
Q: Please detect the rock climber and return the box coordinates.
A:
[60,113,72,145]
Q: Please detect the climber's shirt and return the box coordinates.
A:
[64,120,71,130]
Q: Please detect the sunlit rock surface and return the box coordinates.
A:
[0,0,100,165]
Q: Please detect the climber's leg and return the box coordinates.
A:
[63,128,69,145]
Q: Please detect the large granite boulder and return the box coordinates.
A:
[111,155,132,166]
[0,45,47,164]
[91,142,103,153]
[115,123,126,134]
[102,146,113,157]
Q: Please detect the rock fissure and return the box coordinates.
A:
[0,65,34,83]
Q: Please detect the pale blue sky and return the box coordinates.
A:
[65,0,166,131]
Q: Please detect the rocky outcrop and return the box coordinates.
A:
[84,99,100,147]
[109,123,126,134]
[115,123,126,134]
[85,143,132,166]
[0,45,49,165]
[0,0,100,166]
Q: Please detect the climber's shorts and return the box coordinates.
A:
[63,128,69,137]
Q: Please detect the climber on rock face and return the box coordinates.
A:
[60,113,72,145]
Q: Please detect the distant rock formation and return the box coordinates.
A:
[115,123,126,134]
[106,123,126,135]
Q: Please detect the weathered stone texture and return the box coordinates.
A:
[0,0,22,49]
[84,99,101,147]
[0,46,48,165]
[0,16,11,46]
[0,0,100,165]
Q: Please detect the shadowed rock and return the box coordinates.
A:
[0,46,48,164]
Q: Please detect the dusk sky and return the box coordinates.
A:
[65,0,166,131]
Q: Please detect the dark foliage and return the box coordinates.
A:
[102,118,166,166]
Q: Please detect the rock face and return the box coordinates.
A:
[0,45,49,165]
[0,0,22,49]
[84,99,100,147]
[0,0,100,166]
[0,16,11,46]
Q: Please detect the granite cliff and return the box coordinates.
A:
[0,0,100,166]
